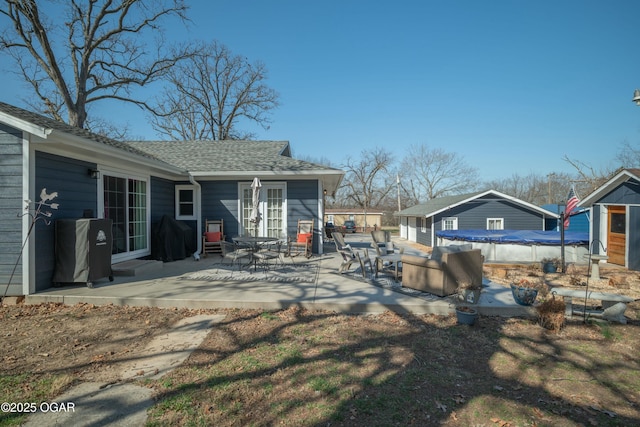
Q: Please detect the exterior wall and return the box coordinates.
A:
[200,180,320,253]
[150,176,177,224]
[630,206,640,271]
[35,152,97,291]
[150,177,198,256]
[287,181,320,253]
[592,205,602,253]
[415,217,433,247]
[0,124,24,295]
[200,180,241,239]
[597,179,640,204]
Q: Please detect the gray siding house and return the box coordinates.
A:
[578,168,640,271]
[396,190,558,247]
[0,102,343,296]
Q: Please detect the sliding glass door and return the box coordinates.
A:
[103,174,149,259]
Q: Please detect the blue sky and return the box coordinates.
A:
[2,1,640,181]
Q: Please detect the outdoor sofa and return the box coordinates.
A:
[401,245,483,297]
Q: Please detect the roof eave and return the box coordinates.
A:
[47,129,188,176]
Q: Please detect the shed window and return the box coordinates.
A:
[442,217,458,230]
[487,218,504,230]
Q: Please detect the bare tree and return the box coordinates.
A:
[485,172,557,206]
[150,40,279,140]
[562,155,615,192]
[398,145,479,205]
[616,140,640,169]
[0,0,194,130]
[339,148,395,212]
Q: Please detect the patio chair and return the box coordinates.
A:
[253,240,286,271]
[202,219,224,257]
[371,230,396,254]
[356,248,373,279]
[333,232,356,273]
[220,240,251,270]
[288,219,314,258]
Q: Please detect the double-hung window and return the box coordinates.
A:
[176,185,197,220]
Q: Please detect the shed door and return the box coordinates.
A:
[607,205,626,266]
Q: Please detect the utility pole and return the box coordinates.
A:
[397,174,401,226]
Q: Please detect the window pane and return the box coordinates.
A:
[267,188,283,238]
[178,189,194,216]
[104,176,126,254]
[610,213,625,234]
[242,188,253,235]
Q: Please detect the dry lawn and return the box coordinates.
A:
[1,263,640,426]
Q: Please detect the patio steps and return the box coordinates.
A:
[112,259,163,277]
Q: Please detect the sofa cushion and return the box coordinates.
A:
[401,254,441,268]
[431,244,473,262]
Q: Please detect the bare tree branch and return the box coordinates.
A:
[398,145,479,204]
[150,40,280,140]
[0,0,195,130]
[338,148,395,211]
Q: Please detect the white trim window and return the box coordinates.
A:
[487,218,504,230]
[442,217,458,230]
[176,185,197,220]
[420,217,426,233]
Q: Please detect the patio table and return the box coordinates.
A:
[232,236,280,271]
[375,253,403,281]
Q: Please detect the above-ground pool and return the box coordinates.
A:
[435,229,591,264]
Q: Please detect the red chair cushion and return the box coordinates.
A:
[205,231,221,242]
[297,233,312,243]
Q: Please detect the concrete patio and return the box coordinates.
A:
[25,235,534,317]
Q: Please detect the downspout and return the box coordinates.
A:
[189,173,202,255]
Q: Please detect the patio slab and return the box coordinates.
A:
[25,236,533,317]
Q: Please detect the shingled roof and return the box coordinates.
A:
[395,192,486,217]
[0,101,167,163]
[396,190,558,218]
[124,140,342,174]
[0,102,342,178]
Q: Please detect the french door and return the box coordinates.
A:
[240,183,286,238]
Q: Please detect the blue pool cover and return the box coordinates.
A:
[436,229,589,245]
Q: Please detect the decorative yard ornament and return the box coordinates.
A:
[3,189,59,298]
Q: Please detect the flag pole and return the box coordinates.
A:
[560,211,565,273]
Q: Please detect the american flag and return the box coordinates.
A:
[563,186,579,230]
